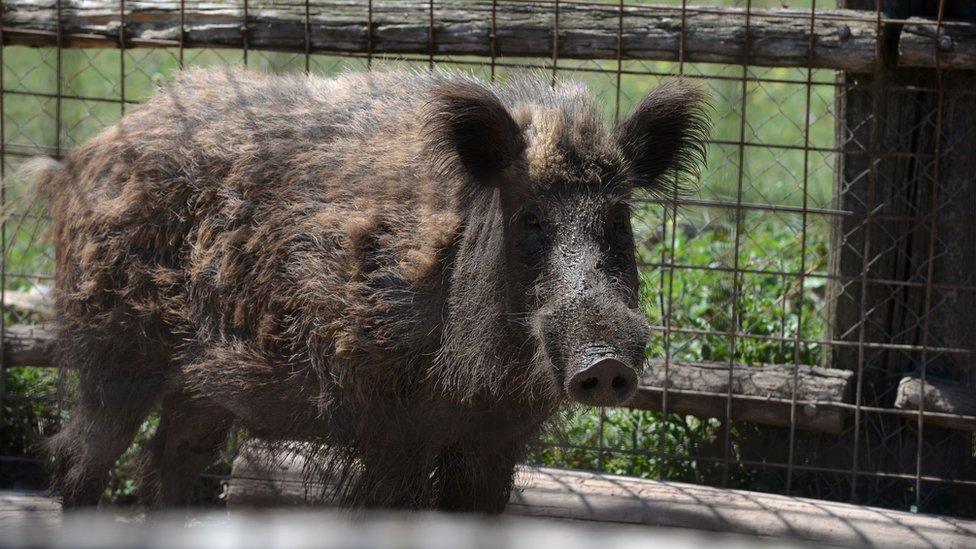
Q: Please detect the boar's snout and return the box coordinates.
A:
[565,344,638,406]
[532,240,650,407]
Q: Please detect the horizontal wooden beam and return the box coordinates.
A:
[0,322,853,433]
[227,442,976,548]
[895,376,976,431]
[899,17,976,70]
[632,359,852,434]
[2,1,890,70]
[0,319,869,435]
[2,289,53,320]
[2,324,54,367]
[11,322,974,435]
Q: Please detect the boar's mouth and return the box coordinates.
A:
[563,343,638,407]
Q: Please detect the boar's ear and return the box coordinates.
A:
[614,80,709,197]
[424,80,522,184]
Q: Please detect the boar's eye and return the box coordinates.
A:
[611,210,630,234]
[603,207,634,255]
[517,208,547,263]
[521,210,543,232]
[608,207,633,240]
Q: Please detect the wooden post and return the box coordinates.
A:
[822,0,976,509]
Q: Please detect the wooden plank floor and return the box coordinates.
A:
[229,445,976,549]
[5,484,976,549]
[0,490,60,533]
[0,500,809,549]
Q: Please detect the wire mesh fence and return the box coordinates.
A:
[1,0,974,518]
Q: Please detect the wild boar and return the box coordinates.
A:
[39,69,707,511]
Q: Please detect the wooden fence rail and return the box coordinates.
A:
[4,318,972,433]
[2,1,974,71]
[1,320,854,433]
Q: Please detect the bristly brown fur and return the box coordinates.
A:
[38,68,709,512]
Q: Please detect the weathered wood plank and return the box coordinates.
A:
[227,443,976,548]
[0,490,60,534]
[0,321,860,433]
[899,17,976,70]
[0,1,888,70]
[642,358,852,401]
[13,323,975,436]
[3,324,55,367]
[0,322,854,433]
[2,289,53,320]
[632,359,852,434]
[895,376,976,431]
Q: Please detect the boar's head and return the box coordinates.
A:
[425,77,708,407]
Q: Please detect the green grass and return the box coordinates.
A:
[0,1,836,498]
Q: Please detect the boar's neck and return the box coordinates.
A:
[436,188,542,407]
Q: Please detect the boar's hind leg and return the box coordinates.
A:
[137,391,233,507]
[435,440,524,514]
[48,373,160,508]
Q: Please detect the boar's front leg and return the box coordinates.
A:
[435,439,526,513]
[353,441,438,509]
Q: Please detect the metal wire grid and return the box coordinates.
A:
[0,0,973,515]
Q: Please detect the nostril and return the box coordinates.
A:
[611,376,628,391]
[566,352,638,406]
[580,377,599,392]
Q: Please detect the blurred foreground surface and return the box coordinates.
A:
[1,508,804,549]
[6,475,976,549]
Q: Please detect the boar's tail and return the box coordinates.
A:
[0,156,61,225]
